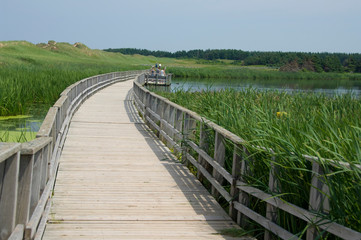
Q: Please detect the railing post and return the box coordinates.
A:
[15,155,33,227]
[264,151,280,240]
[238,146,252,228]
[159,101,168,144]
[29,151,43,216]
[211,132,226,197]
[0,143,21,240]
[307,161,330,240]
[168,106,176,142]
[156,99,165,138]
[197,122,211,182]
[229,143,242,221]
[144,91,150,123]
[182,113,196,165]
[174,109,184,156]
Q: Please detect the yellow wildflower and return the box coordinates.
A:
[277,112,288,118]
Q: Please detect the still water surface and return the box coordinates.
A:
[0,105,49,142]
[151,78,361,96]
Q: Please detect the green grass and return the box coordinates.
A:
[0,41,178,116]
[1,40,360,117]
[157,88,361,236]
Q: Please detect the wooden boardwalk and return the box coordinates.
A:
[42,79,242,239]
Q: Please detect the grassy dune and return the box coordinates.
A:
[0,41,174,116]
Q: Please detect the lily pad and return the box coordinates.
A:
[0,115,32,121]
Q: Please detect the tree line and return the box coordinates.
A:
[103,48,361,73]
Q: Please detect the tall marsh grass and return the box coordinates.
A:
[158,88,361,236]
[0,64,143,116]
[0,41,150,117]
[168,66,361,81]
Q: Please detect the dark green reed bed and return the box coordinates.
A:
[168,66,361,81]
[157,88,361,236]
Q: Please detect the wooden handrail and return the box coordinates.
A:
[0,70,147,240]
[133,73,361,240]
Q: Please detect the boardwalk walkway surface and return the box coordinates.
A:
[42,79,242,239]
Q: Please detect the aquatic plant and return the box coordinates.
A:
[157,88,361,235]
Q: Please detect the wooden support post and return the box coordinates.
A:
[197,123,211,182]
[229,144,242,221]
[212,132,226,197]
[144,92,150,124]
[182,114,196,165]
[0,152,20,240]
[306,161,330,240]
[16,155,33,226]
[174,109,184,157]
[182,113,190,165]
[238,146,252,228]
[40,145,49,194]
[159,101,168,144]
[168,106,175,142]
[264,152,280,240]
[30,151,43,216]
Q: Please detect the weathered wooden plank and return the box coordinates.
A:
[20,137,52,155]
[30,150,43,216]
[197,123,211,182]
[43,79,240,240]
[0,143,21,163]
[25,174,54,240]
[0,151,20,240]
[186,153,232,202]
[34,198,52,240]
[234,202,297,240]
[229,144,242,221]
[7,224,24,240]
[187,140,233,184]
[238,146,252,228]
[237,182,361,240]
[212,132,226,197]
[307,161,330,240]
[265,153,279,240]
[16,155,34,226]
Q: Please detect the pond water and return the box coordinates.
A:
[0,105,49,142]
[148,78,361,96]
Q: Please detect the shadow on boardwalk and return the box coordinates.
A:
[123,88,250,239]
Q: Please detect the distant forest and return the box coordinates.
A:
[103,48,361,73]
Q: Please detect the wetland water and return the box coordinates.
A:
[1,77,360,142]
[150,78,361,96]
[0,105,49,142]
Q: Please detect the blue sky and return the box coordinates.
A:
[1,0,360,53]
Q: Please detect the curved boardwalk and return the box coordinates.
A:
[42,79,242,239]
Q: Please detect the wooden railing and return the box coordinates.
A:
[0,70,146,240]
[133,74,361,240]
[144,73,172,86]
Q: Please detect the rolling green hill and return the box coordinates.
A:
[0,40,177,141]
[0,40,178,117]
[0,40,175,68]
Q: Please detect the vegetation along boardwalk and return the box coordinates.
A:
[42,79,243,239]
[3,71,359,240]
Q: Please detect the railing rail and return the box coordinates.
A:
[133,73,361,240]
[0,70,147,240]
[144,73,172,86]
